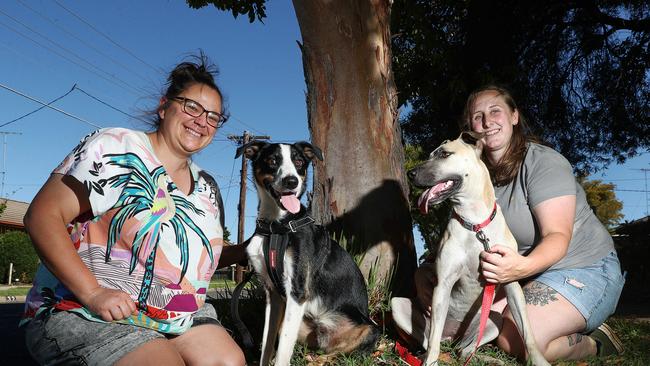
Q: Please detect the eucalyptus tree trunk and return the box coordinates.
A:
[293,0,416,297]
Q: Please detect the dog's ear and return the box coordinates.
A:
[460,131,485,156]
[235,140,268,160]
[294,141,324,162]
[460,131,484,145]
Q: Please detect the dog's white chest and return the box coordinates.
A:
[246,235,266,274]
[246,234,294,293]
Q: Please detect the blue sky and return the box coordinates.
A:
[0,1,648,259]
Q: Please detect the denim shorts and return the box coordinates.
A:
[533,251,624,332]
[24,302,221,365]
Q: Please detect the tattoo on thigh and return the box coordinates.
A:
[523,282,558,306]
[567,333,584,347]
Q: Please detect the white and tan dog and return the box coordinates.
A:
[393,132,549,365]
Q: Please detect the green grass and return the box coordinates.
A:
[209,278,237,289]
[0,278,237,297]
[211,293,650,366]
[0,286,30,297]
[282,318,650,365]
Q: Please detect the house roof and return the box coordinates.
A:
[613,215,649,237]
[0,199,29,228]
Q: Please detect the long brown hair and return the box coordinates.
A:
[459,85,539,186]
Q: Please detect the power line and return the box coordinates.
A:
[0,83,147,127]
[603,178,646,182]
[53,0,165,75]
[0,131,22,198]
[631,168,650,216]
[0,18,142,97]
[222,155,238,208]
[0,84,76,128]
[227,115,269,137]
[0,8,148,96]
[0,82,102,129]
[16,0,157,87]
[74,86,149,123]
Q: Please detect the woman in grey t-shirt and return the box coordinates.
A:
[461,85,625,361]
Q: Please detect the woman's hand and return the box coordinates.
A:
[78,287,138,322]
[480,245,530,284]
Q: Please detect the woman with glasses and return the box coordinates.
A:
[22,54,246,366]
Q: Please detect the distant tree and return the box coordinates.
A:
[580,178,624,230]
[223,226,231,243]
[392,1,650,174]
[187,0,416,296]
[0,231,38,284]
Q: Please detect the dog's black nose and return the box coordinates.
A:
[282,176,299,189]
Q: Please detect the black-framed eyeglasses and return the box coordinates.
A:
[170,96,228,128]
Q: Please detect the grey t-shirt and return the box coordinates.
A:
[494,142,614,270]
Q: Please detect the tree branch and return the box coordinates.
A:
[577,0,650,32]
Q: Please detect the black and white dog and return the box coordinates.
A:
[236,141,379,366]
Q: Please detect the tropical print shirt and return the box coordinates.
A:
[22,128,225,334]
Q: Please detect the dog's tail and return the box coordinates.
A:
[357,322,381,354]
[342,305,381,354]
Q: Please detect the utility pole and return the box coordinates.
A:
[0,131,22,198]
[228,131,270,282]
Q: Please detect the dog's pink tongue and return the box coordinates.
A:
[280,194,301,214]
[417,181,452,214]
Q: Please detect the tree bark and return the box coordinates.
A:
[292,0,416,297]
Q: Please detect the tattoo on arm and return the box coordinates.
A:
[523,282,559,306]
[567,333,584,347]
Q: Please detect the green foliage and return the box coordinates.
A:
[365,255,394,318]
[0,231,39,284]
[579,177,624,230]
[405,144,451,258]
[392,1,650,175]
[185,0,266,23]
[223,225,231,242]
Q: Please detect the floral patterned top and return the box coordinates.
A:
[22,128,225,334]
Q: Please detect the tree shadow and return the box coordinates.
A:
[326,179,417,298]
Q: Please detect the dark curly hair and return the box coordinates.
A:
[151,51,229,128]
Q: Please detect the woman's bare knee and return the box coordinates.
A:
[115,339,184,366]
[172,325,245,366]
[183,346,245,366]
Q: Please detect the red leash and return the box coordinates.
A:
[395,282,495,366]
[395,340,422,366]
[397,203,499,365]
[463,282,496,366]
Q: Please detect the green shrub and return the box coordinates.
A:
[0,231,39,284]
